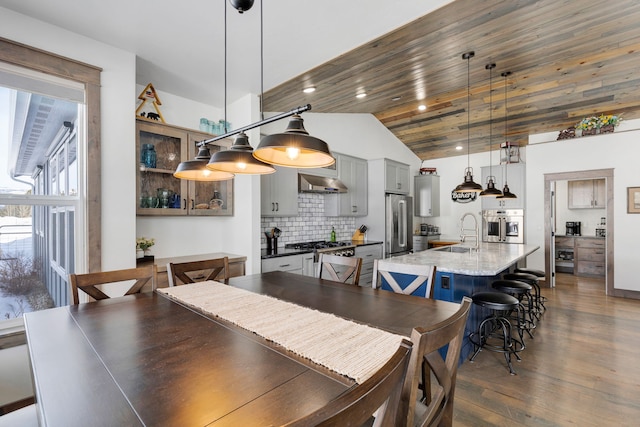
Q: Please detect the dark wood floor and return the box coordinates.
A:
[453,273,640,426]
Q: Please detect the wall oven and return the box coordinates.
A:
[482,209,524,244]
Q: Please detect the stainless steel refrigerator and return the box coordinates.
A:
[385,194,413,257]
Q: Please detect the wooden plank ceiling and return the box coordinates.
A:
[262,0,640,160]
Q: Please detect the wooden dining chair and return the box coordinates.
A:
[284,339,413,427]
[315,253,363,285]
[69,264,156,305]
[399,296,472,427]
[167,256,230,286]
[372,259,436,298]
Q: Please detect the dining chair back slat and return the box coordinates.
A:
[69,264,156,305]
[284,339,413,427]
[372,259,436,298]
[400,296,472,427]
[316,253,363,285]
[167,257,230,286]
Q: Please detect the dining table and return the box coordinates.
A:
[23,271,460,426]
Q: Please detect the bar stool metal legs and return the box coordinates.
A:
[469,292,524,375]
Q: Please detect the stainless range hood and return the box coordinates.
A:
[298,173,348,193]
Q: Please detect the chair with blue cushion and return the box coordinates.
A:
[372,259,436,298]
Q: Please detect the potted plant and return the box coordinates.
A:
[575,116,600,136]
[598,114,622,133]
[136,237,155,258]
[575,114,622,136]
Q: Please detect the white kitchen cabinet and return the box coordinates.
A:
[568,179,605,209]
[261,254,303,275]
[261,166,299,216]
[301,253,315,277]
[480,162,525,209]
[325,153,368,217]
[299,163,338,178]
[414,174,440,217]
[355,243,383,287]
[383,159,410,194]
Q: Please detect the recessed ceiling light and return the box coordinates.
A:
[303,87,316,94]
[356,93,367,99]
[418,104,427,111]
[392,96,402,101]
[455,145,463,151]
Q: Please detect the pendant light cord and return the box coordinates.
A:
[466,54,471,168]
[503,71,510,182]
[224,0,228,134]
[260,0,264,121]
[488,65,493,174]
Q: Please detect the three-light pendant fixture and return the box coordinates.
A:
[174,0,334,182]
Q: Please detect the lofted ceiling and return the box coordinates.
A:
[263,0,640,160]
[2,1,640,161]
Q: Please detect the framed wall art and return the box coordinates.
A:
[627,187,640,213]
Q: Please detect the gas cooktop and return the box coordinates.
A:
[285,240,352,250]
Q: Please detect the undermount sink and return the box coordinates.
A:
[434,245,472,253]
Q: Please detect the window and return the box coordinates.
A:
[0,39,101,321]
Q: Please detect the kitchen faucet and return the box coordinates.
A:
[460,212,479,249]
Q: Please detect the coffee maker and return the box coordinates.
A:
[566,221,581,236]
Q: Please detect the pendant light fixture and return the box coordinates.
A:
[454,51,483,193]
[207,0,275,175]
[173,145,234,181]
[497,71,517,199]
[480,62,502,197]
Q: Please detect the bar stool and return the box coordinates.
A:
[469,291,524,375]
[491,279,536,342]
[504,272,545,318]
[514,267,549,308]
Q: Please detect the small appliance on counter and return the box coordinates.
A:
[566,221,581,236]
[419,223,439,236]
[595,217,606,237]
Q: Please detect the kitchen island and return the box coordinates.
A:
[388,241,540,362]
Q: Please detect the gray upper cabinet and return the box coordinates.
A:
[568,179,606,209]
[383,159,410,194]
[261,166,299,216]
[414,174,440,217]
[481,162,525,209]
[325,153,368,217]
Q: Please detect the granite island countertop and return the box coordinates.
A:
[388,242,540,276]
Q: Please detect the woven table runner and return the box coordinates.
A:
[157,281,406,384]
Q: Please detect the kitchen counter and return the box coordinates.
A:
[390,242,539,276]
[261,240,383,259]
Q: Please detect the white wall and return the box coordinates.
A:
[526,125,640,292]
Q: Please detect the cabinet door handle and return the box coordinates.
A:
[279,264,290,267]
[191,199,195,210]
[275,202,279,211]
[397,183,401,189]
[352,205,357,213]
[271,202,275,212]
[183,198,187,210]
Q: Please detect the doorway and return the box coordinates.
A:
[544,169,613,295]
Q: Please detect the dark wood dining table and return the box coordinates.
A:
[24,271,460,426]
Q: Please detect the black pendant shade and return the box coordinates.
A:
[480,62,503,197]
[207,132,276,175]
[454,51,482,193]
[174,146,234,181]
[496,70,517,199]
[480,176,503,196]
[253,115,335,168]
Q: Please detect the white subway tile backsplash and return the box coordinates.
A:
[261,193,357,247]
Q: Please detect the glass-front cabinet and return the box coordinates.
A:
[136,119,233,216]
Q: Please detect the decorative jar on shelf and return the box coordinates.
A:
[140,143,157,168]
[136,249,144,259]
